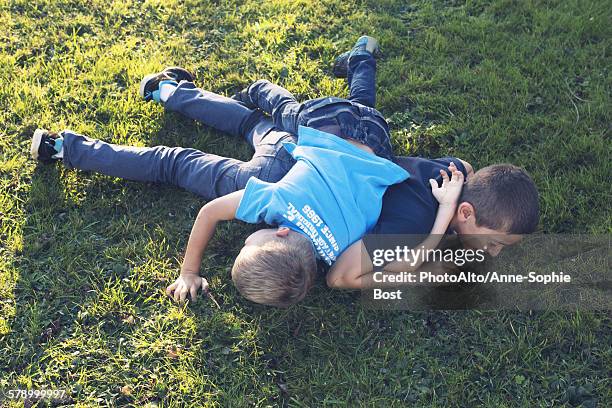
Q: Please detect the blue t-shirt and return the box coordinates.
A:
[236,126,410,265]
[371,157,468,235]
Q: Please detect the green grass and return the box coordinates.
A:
[1,0,610,406]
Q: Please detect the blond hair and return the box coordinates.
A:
[231,233,317,307]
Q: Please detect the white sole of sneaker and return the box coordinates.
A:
[139,73,158,99]
[30,128,46,160]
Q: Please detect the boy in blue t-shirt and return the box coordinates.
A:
[30,36,537,306]
[29,64,467,308]
[164,125,464,307]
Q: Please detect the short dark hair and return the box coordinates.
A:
[459,164,539,234]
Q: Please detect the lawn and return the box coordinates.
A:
[0,0,610,406]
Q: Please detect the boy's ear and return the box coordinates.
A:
[457,202,475,222]
[276,227,291,237]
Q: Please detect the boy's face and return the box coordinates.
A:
[452,202,522,256]
[458,229,522,257]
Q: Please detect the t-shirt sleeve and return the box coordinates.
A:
[235,177,279,224]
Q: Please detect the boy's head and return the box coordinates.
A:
[452,164,539,256]
[231,227,317,307]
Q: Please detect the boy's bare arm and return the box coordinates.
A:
[381,163,463,273]
[166,190,244,302]
[326,240,373,289]
[328,163,464,289]
[327,205,457,289]
[382,205,455,273]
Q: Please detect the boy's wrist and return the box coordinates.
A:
[180,266,200,276]
[438,202,458,211]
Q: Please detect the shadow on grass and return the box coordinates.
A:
[7,98,372,404]
[7,105,321,403]
[6,56,506,408]
[4,0,610,403]
[5,113,247,398]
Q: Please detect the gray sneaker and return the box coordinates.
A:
[352,35,380,54]
[332,36,381,78]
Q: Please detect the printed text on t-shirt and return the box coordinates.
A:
[282,202,340,265]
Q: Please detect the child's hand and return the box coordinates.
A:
[429,162,465,208]
[166,273,209,303]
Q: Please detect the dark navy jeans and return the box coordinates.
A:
[62,84,297,200]
[62,52,386,199]
[244,51,394,160]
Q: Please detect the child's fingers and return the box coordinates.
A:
[440,169,450,185]
[190,286,198,302]
[181,286,191,303]
[166,282,177,297]
[174,285,185,303]
[429,178,438,190]
[452,169,464,182]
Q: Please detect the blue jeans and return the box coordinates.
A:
[62,52,384,199]
[62,83,296,200]
[244,52,394,160]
